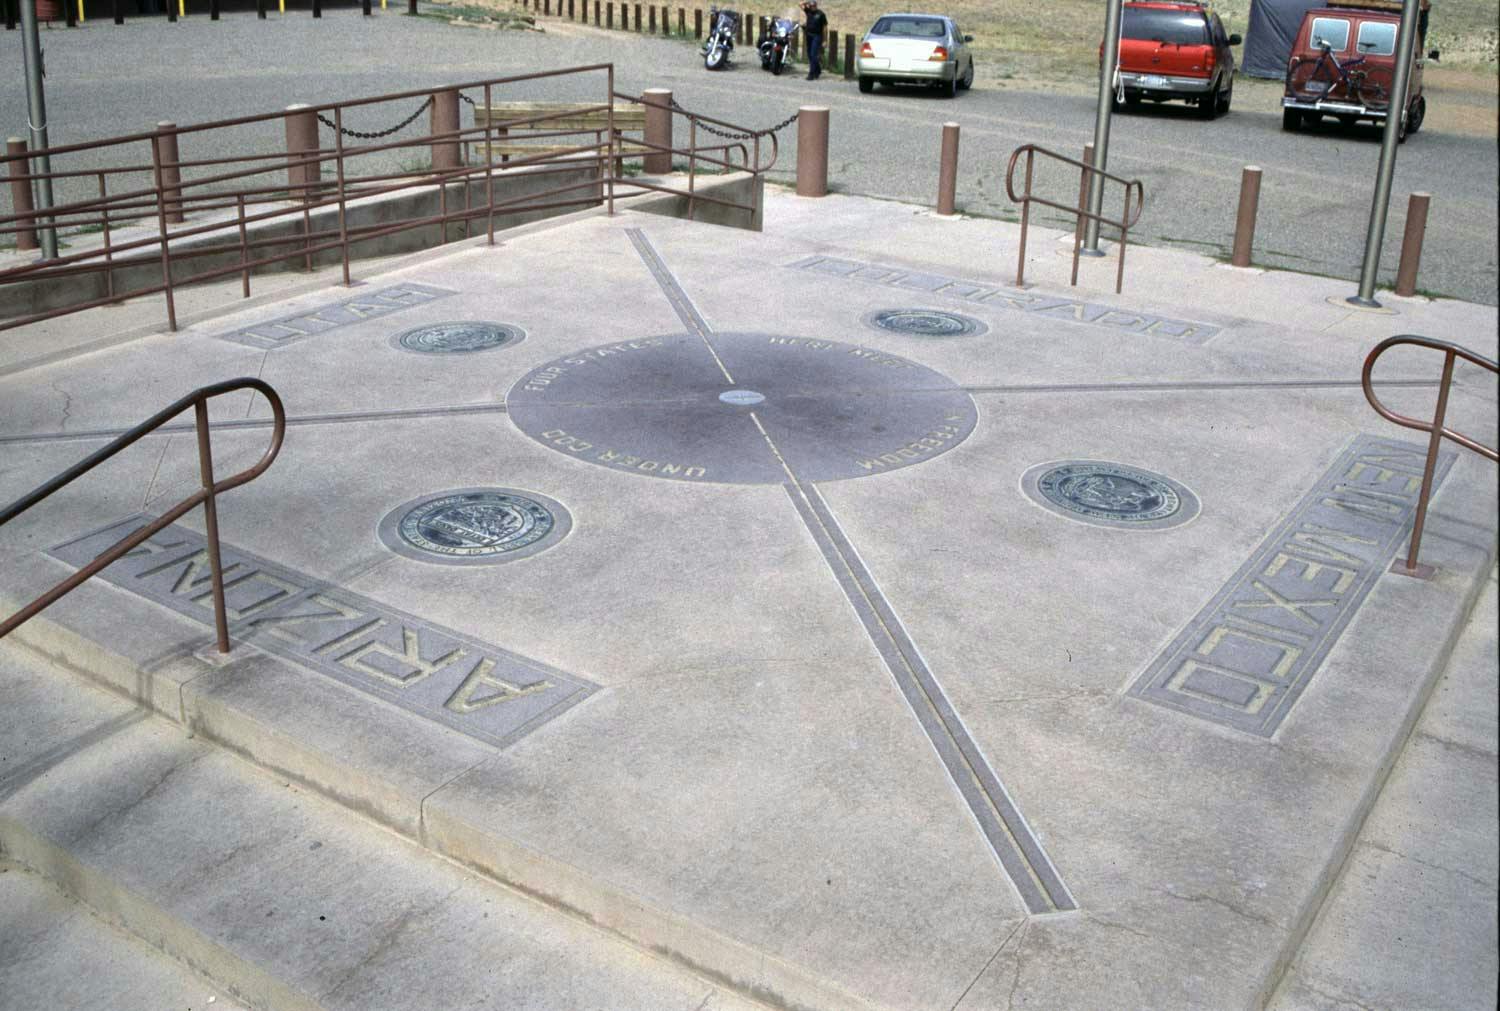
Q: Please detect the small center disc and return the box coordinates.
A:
[719,389,767,406]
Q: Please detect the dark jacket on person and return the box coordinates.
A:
[804,8,827,36]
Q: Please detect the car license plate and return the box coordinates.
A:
[1144,74,1168,89]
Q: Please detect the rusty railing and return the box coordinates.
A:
[1362,335,1498,577]
[1005,143,1144,295]
[0,379,286,653]
[0,65,776,337]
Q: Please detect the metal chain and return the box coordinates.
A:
[631,95,797,140]
[317,97,434,141]
[458,93,478,107]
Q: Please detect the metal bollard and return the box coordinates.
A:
[1230,165,1262,268]
[430,89,462,172]
[284,104,321,199]
[5,137,38,251]
[796,106,829,197]
[158,123,185,225]
[642,89,673,174]
[1394,192,1431,297]
[936,122,959,216]
[843,33,855,79]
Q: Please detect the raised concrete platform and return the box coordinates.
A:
[1,187,1495,1010]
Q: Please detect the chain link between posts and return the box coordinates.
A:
[654,95,798,140]
[317,97,434,140]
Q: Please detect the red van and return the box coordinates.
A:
[1110,1,1242,118]
[1281,0,1437,139]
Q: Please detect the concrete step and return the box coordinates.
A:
[0,643,757,1011]
[0,858,246,1011]
[1269,568,1499,1010]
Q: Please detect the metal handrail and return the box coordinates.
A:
[1,67,775,336]
[1362,335,1498,576]
[1005,143,1145,295]
[0,378,286,653]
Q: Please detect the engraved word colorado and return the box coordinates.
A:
[49,518,595,748]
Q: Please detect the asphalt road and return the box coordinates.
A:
[3,11,1496,303]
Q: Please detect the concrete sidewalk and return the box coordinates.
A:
[0,186,1495,1010]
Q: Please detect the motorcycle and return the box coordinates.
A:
[703,7,739,70]
[758,17,799,76]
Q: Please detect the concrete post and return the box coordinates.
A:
[1230,165,1262,268]
[284,103,320,199]
[5,137,38,251]
[936,122,959,216]
[157,123,186,225]
[642,89,673,174]
[796,106,828,197]
[430,89,462,171]
[843,33,855,79]
[1393,192,1431,297]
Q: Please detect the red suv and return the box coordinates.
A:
[1109,1,1242,118]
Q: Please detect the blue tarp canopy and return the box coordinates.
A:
[1242,0,1320,78]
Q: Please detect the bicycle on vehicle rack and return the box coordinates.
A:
[1287,42,1393,107]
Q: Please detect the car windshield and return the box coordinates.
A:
[871,16,947,38]
[1122,7,1210,45]
[1356,21,1397,55]
[1308,17,1351,51]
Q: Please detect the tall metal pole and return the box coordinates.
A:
[1350,0,1421,307]
[1084,0,1123,254]
[18,0,57,259]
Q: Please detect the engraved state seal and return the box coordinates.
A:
[393,321,524,355]
[1021,461,1199,531]
[865,309,987,339]
[378,488,570,565]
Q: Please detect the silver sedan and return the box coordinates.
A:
[857,13,975,97]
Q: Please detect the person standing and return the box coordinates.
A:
[802,0,828,80]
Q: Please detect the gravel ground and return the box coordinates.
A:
[2,11,1496,303]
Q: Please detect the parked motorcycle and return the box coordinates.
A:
[703,7,739,70]
[758,17,799,75]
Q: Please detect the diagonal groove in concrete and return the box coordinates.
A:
[745,409,1074,915]
[623,226,736,385]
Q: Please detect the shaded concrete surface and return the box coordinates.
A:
[0,187,1495,1009]
[0,859,246,1011]
[1269,569,1499,1011]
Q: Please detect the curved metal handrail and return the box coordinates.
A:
[1005,143,1145,295]
[0,378,286,652]
[1361,335,1497,575]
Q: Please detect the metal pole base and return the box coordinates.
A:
[1347,294,1383,309]
[1078,247,1107,258]
[1389,558,1436,580]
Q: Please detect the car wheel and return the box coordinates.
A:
[858,76,874,93]
[959,58,974,90]
[941,75,958,98]
[1407,94,1426,134]
[1197,84,1219,119]
[1217,84,1231,114]
[1281,107,1302,131]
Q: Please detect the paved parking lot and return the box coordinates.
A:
[2,10,1496,303]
